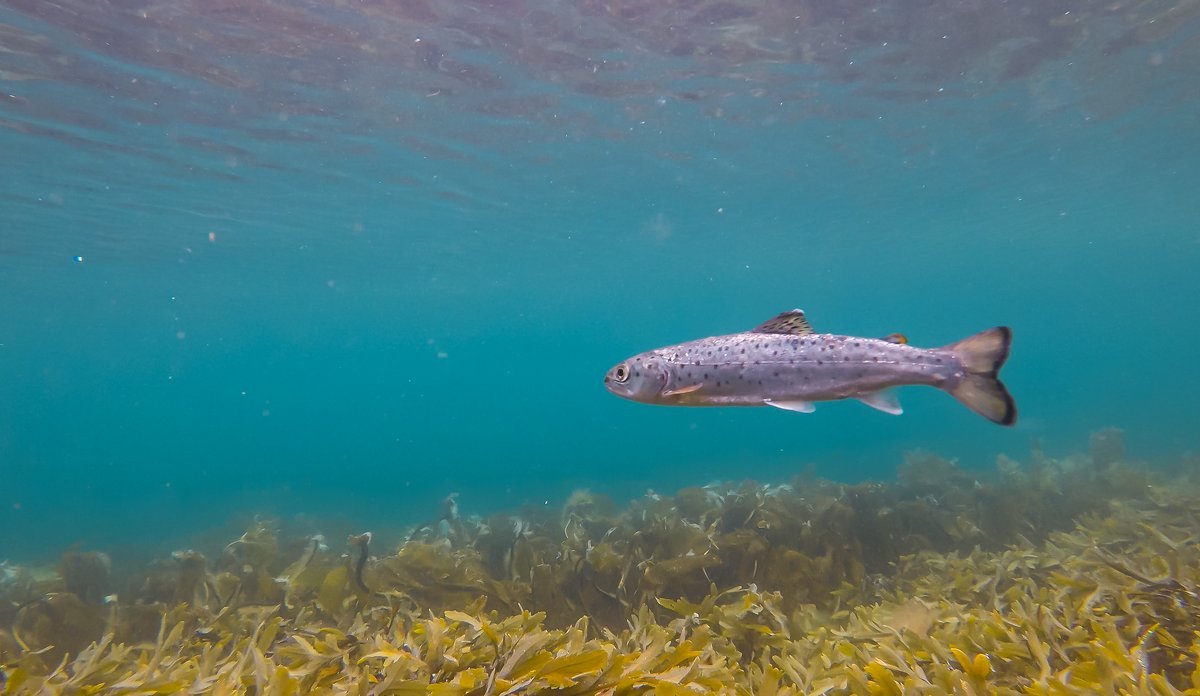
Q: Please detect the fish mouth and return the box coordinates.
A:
[604,367,633,398]
[605,379,635,400]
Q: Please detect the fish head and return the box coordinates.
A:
[604,352,670,402]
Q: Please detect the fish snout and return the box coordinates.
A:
[604,362,634,397]
[604,356,668,402]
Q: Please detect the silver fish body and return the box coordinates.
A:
[604,309,1016,425]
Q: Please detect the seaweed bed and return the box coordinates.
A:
[4,429,1200,694]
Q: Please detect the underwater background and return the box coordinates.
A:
[1,0,1199,576]
[5,2,1200,693]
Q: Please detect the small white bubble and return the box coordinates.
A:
[73,255,84,263]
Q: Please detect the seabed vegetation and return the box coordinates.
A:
[4,428,1200,694]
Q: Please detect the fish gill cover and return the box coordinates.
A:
[1,0,1199,693]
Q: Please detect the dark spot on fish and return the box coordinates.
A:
[935,357,943,363]
[854,341,861,347]
[703,373,709,379]
[872,357,879,362]
[817,360,823,366]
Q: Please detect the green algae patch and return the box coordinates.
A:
[4,430,1200,694]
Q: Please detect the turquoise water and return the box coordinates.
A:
[1,1,1198,560]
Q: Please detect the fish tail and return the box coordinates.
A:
[940,327,1016,425]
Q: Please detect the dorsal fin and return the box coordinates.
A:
[751,309,814,335]
[882,333,908,345]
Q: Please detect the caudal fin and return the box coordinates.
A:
[941,327,1016,426]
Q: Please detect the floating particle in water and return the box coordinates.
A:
[427,337,448,359]
[208,231,216,242]
[642,212,672,241]
[73,255,84,263]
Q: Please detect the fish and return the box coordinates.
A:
[604,309,1016,425]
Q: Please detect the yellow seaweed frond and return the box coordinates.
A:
[5,432,1200,694]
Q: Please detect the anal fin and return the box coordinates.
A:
[765,399,815,413]
[855,390,903,415]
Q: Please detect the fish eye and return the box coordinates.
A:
[613,363,630,383]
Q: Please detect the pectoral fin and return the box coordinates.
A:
[855,390,903,415]
[661,383,703,397]
[765,399,815,413]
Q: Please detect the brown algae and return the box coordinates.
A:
[2,429,1200,694]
